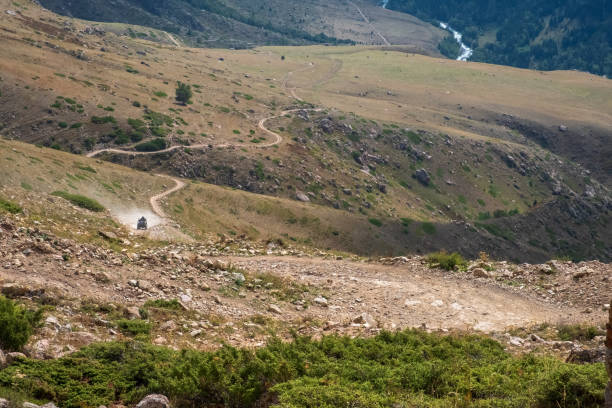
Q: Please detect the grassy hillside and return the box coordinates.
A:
[0,0,610,261]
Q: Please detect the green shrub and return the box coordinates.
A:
[0,330,605,408]
[150,127,169,137]
[91,116,116,125]
[153,91,167,98]
[143,110,173,127]
[475,222,514,241]
[478,211,491,220]
[75,164,96,173]
[116,319,151,336]
[51,191,105,212]
[113,129,130,145]
[0,198,22,214]
[132,101,141,107]
[557,324,602,341]
[368,218,382,227]
[421,222,436,234]
[58,122,68,128]
[143,299,182,310]
[134,138,167,152]
[70,122,83,129]
[129,131,144,142]
[0,296,43,351]
[128,118,145,130]
[426,251,467,271]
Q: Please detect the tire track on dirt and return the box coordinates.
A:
[349,1,391,46]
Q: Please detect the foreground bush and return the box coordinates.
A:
[0,198,22,214]
[51,191,105,212]
[0,296,43,351]
[0,330,605,408]
[426,251,467,270]
[134,138,167,152]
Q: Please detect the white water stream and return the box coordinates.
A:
[439,22,473,61]
[380,0,472,62]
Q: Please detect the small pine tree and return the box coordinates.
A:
[175,81,192,105]
[0,296,43,351]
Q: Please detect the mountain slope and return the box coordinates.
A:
[37,0,445,51]
[385,0,612,76]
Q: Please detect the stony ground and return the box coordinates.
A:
[0,213,609,363]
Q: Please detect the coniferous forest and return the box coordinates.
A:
[386,0,612,76]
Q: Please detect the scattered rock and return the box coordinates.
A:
[231,273,245,284]
[559,125,568,132]
[528,333,545,343]
[268,304,282,314]
[352,313,377,329]
[126,306,141,320]
[313,297,328,307]
[538,264,554,275]
[0,398,8,408]
[509,336,524,347]
[159,320,177,331]
[472,268,491,278]
[135,394,171,408]
[295,191,310,202]
[572,268,591,280]
[324,321,340,330]
[413,169,430,186]
[98,230,118,241]
[566,346,606,364]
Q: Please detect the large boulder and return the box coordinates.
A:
[413,169,430,186]
[6,352,26,365]
[566,346,606,364]
[295,191,310,202]
[135,394,171,408]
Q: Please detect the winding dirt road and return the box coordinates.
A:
[87,108,321,159]
[88,107,321,222]
[149,174,185,218]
